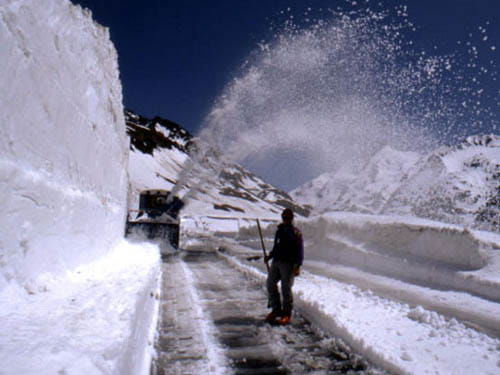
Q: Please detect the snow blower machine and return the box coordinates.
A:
[125,189,184,249]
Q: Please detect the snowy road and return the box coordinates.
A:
[152,251,384,375]
[214,241,500,375]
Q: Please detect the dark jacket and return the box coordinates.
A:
[269,223,303,266]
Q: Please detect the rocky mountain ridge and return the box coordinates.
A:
[125,110,309,218]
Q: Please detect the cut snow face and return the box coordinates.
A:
[292,135,499,232]
[125,110,309,219]
[0,0,128,289]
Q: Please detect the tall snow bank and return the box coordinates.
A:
[304,213,488,270]
[300,213,499,301]
[0,0,128,289]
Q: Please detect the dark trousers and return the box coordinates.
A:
[267,260,295,316]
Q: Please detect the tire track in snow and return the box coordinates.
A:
[151,255,227,375]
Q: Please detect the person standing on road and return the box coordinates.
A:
[264,208,303,325]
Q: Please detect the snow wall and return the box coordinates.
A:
[299,213,500,301]
[0,0,128,289]
[195,213,500,302]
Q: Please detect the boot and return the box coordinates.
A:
[265,310,280,322]
[278,315,291,325]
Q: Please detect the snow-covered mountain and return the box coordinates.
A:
[292,135,499,232]
[125,110,309,219]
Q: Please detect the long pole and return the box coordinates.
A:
[256,219,270,273]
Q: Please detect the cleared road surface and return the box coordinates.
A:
[152,250,386,375]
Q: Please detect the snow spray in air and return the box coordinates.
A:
[194,4,497,191]
[171,2,497,202]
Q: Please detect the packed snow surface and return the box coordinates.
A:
[153,255,227,374]
[155,251,386,374]
[220,249,500,375]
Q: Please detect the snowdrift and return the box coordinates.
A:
[304,213,488,269]
[0,240,160,374]
[180,215,278,250]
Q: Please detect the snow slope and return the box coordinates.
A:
[292,136,499,232]
[0,1,159,373]
[126,110,309,219]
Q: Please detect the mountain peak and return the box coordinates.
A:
[125,109,192,154]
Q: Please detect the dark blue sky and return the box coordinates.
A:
[74,0,498,135]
